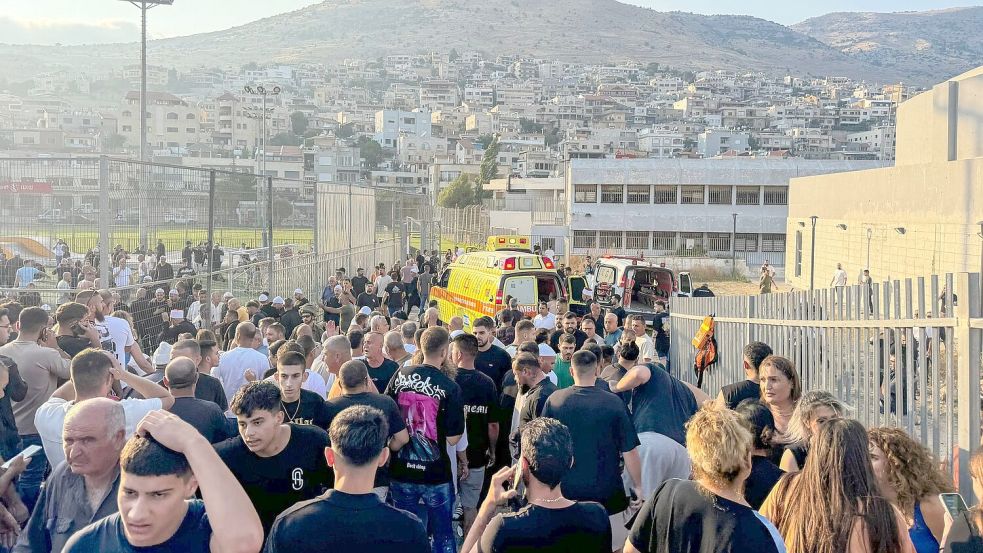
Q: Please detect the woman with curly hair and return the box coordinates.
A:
[761,418,914,553]
[780,390,848,473]
[869,427,951,553]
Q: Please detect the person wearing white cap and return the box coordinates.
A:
[257,293,279,320]
[293,288,308,307]
[158,309,196,346]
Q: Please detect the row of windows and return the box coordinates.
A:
[572,230,786,253]
[573,184,788,206]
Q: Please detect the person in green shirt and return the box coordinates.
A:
[552,333,577,389]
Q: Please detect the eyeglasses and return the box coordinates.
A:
[0,325,10,330]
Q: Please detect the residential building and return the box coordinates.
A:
[119,91,201,153]
[374,109,432,148]
[846,125,897,160]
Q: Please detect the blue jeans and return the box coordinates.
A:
[390,481,456,553]
[17,434,46,512]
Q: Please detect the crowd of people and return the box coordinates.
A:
[0,248,981,553]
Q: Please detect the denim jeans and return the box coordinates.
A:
[17,434,47,512]
[389,481,456,553]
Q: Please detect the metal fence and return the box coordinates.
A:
[669,273,982,498]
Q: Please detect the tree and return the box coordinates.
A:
[448,48,460,62]
[290,111,309,136]
[519,118,544,133]
[474,135,501,202]
[356,136,384,169]
[476,134,495,149]
[269,132,301,146]
[272,197,294,225]
[336,123,355,139]
[438,174,480,208]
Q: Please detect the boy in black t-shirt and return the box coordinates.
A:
[64,410,263,553]
[265,405,429,553]
[275,351,331,429]
[215,381,333,534]
[385,326,465,553]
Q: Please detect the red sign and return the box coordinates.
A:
[0,181,54,194]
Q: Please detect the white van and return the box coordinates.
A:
[587,256,691,320]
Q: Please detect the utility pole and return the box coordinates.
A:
[243,85,281,249]
[809,215,818,291]
[731,212,738,279]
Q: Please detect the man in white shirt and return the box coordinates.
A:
[830,262,848,288]
[76,290,153,375]
[211,322,268,415]
[629,315,655,363]
[112,258,133,289]
[532,301,556,330]
[186,288,206,326]
[56,272,73,305]
[34,348,173,467]
[374,271,393,302]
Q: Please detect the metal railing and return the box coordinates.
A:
[669,273,982,498]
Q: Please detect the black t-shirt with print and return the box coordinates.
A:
[542,385,640,514]
[264,490,429,553]
[325,391,406,488]
[356,293,379,310]
[366,358,400,393]
[455,368,499,469]
[478,502,611,553]
[279,389,331,430]
[628,478,785,553]
[475,345,513,391]
[64,499,211,553]
[214,423,332,534]
[384,363,465,485]
[384,282,405,308]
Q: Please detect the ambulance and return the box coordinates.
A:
[587,255,691,322]
[430,248,588,330]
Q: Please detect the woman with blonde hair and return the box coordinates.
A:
[868,427,951,553]
[761,418,914,553]
[780,390,848,472]
[625,403,785,553]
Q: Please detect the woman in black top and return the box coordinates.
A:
[626,403,786,553]
[734,399,785,510]
[779,390,847,473]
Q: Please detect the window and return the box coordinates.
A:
[600,185,623,203]
[652,231,676,251]
[626,185,651,204]
[625,231,650,250]
[504,276,537,305]
[285,171,300,179]
[735,233,758,252]
[166,127,179,133]
[761,233,786,252]
[654,185,677,204]
[707,232,731,252]
[708,186,732,205]
[763,186,788,205]
[598,231,623,249]
[186,128,196,133]
[540,237,557,252]
[573,184,597,203]
[736,186,760,205]
[680,186,704,204]
[122,125,132,132]
[573,230,596,249]
[679,232,704,252]
[794,231,802,277]
[166,112,178,120]
[186,113,196,119]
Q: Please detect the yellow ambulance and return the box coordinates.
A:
[430,249,588,330]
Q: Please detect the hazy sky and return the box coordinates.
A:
[0,0,972,45]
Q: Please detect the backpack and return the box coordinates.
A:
[691,314,718,388]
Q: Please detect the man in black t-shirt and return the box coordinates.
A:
[514,352,556,430]
[383,280,405,317]
[362,331,400,391]
[325,360,409,497]
[356,284,379,311]
[275,352,331,429]
[473,316,513,390]
[350,267,370,298]
[543,351,643,552]
[179,339,228,411]
[64,410,263,553]
[385,327,465,553]
[164,358,231,443]
[716,341,773,409]
[215,382,333,534]
[460,417,611,553]
[451,333,499,533]
[265,404,429,553]
[548,312,588,352]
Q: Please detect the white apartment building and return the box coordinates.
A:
[638,127,685,158]
[463,86,495,108]
[567,158,886,268]
[373,109,432,148]
[419,80,460,111]
[846,125,897,161]
[119,91,201,152]
[698,130,751,157]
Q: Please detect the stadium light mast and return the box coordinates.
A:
[120,0,173,249]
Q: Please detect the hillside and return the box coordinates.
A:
[792,7,983,84]
[0,0,942,84]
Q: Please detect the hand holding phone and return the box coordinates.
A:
[1,444,41,470]
[940,493,969,520]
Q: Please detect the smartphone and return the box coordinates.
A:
[940,493,969,518]
[2,444,41,469]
